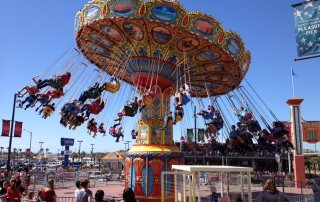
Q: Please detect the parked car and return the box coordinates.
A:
[88,171,111,181]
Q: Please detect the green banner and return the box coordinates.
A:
[198,129,205,142]
[293,0,320,59]
[187,129,194,141]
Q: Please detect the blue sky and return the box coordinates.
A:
[1,0,320,154]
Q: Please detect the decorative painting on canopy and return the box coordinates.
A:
[75,0,251,97]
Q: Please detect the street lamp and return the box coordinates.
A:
[23,129,32,166]
[91,144,94,162]
[126,141,131,152]
[78,140,83,169]
[39,142,44,171]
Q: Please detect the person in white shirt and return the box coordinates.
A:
[74,181,81,202]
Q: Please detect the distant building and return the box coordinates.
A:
[101,151,125,174]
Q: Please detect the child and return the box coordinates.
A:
[27,191,35,202]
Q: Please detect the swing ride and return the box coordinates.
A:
[16,0,294,201]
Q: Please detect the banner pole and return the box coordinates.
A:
[7,93,17,172]
[291,68,295,97]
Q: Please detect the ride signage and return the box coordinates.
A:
[60,138,74,146]
[293,0,320,60]
[280,121,320,143]
[302,121,320,143]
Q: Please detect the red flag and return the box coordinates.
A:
[1,120,10,137]
[14,121,23,137]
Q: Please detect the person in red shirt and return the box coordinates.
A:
[6,180,21,202]
[37,72,71,90]
[48,88,65,101]
[40,179,56,202]
[17,85,39,98]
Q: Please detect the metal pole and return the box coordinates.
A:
[194,106,197,143]
[91,144,94,162]
[126,141,131,151]
[39,142,44,171]
[288,151,292,173]
[7,93,17,172]
[78,140,83,169]
[29,131,32,166]
[131,158,133,188]
[24,129,32,167]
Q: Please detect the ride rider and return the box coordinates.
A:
[36,72,71,90]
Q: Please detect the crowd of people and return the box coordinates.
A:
[0,170,137,202]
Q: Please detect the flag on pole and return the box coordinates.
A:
[1,120,10,137]
[187,129,194,141]
[198,129,205,142]
[291,68,297,76]
[14,121,23,137]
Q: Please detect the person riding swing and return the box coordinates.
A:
[98,123,106,136]
[40,103,56,119]
[36,72,71,90]
[78,82,105,103]
[173,97,184,124]
[87,118,98,137]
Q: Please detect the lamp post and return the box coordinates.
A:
[91,144,94,162]
[39,142,44,171]
[6,93,18,172]
[23,129,32,166]
[124,142,128,152]
[125,141,131,152]
[78,140,83,169]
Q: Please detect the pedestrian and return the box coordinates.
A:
[0,181,9,202]
[39,179,57,202]
[75,180,81,202]
[78,179,93,202]
[94,190,104,202]
[209,186,220,202]
[6,180,21,202]
[256,179,290,202]
[122,188,136,202]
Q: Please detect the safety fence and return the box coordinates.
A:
[252,191,320,202]
[161,171,251,202]
[26,170,119,195]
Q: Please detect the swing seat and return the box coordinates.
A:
[28,86,40,95]
[43,107,54,116]
[105,82,120,93]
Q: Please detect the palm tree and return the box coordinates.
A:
[18,149,22,159]
[309,157,320,175]
[0,146,3,160]
[81,151,86,161]
[305,158,312,176]
[71,152,78,163]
